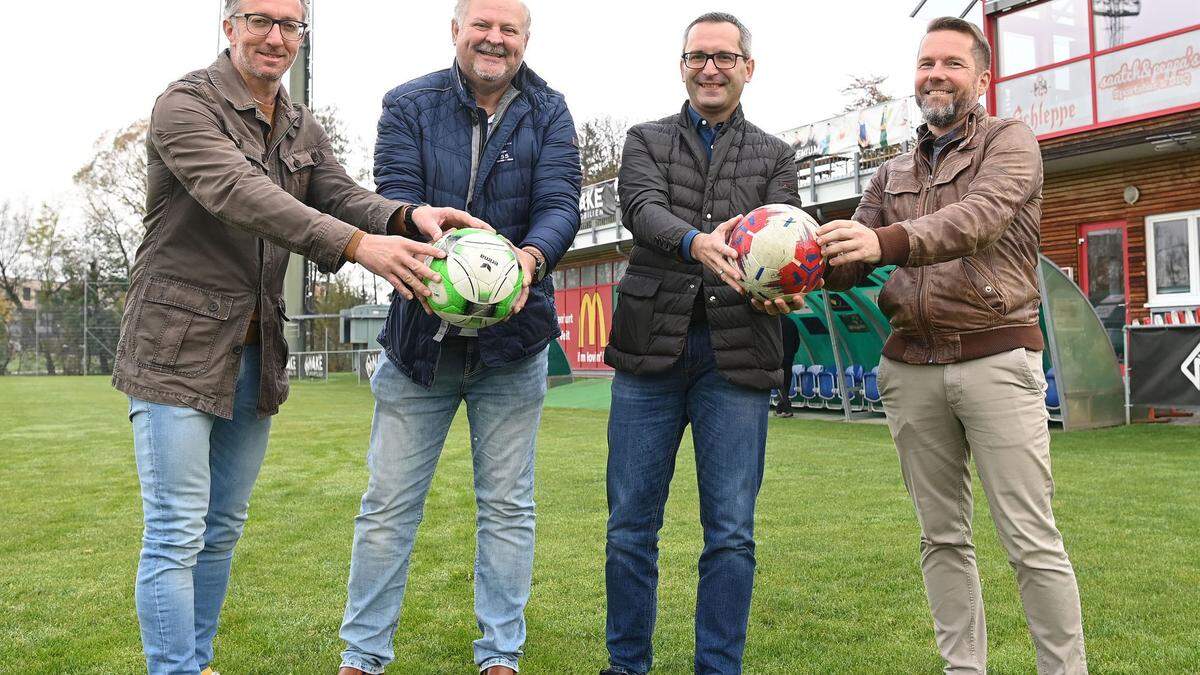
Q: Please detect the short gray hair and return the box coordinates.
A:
[453,0,532,32]
[683,12,752,57]
[223,0,309,22]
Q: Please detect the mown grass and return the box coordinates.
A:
[1,374,1197,673]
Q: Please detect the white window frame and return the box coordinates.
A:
[1146,209,1200,308]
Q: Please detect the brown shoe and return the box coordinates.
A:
[483,667,516,675]
[337,668,367,675]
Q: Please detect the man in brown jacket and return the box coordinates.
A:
[111,1,484,672]
[817,17,1087,675]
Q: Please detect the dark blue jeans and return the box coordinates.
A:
[605,324,769,675]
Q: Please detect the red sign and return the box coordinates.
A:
[555,284,615,371]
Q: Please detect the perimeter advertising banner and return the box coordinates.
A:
[554,284,615,371]
[1128,325,1200,409]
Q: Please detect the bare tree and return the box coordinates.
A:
[840,74,893,113]
[0,201,35,374]
[577,115,628,185]
[313,105,372,186]
[0,201,33,310]
[73,119,149,279]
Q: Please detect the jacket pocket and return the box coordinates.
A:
[883,172,922,224]
[962,257,1008,318]
[133,276,232,376]
[282,148,321,199]
[610,272,661,354]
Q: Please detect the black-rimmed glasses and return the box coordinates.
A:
[233,13,309,41]
[681,51,747,70]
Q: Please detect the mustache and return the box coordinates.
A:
[475,44,508,57]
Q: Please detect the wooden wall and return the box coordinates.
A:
[1041,150,1200,323]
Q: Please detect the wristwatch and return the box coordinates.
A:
[403,203,428,232]
[523,246,547,282]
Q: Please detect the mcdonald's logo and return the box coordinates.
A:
[579,292,608,349]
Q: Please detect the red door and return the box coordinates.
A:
[1078,221,1130,358]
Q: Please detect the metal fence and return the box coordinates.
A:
[286,349,383,383]
[1,280,127,376]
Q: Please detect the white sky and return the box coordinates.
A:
[0,0,983,213]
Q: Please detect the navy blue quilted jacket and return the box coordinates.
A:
[375,62,582,387]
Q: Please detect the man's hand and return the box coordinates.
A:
[354,233,445,303]
[749,280,823,316]
[410,205,492,241]
[816,219,881,267]
[506,245,537,318]
[691,214,745,294]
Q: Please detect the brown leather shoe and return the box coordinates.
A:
[337,668,366,675]
[483,667,516,675]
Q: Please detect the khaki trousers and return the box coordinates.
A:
[878,349,1087,675]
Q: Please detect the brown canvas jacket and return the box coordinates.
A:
[112,51,405,418]
[825,104,1045,364]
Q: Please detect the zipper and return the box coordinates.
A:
[467,108,488,213]
[917,163,936,363]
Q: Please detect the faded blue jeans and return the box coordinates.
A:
[130,345,271,675]
[605,324,769,675]
[340,338,548,673]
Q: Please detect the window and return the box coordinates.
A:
[1146,210,1200,307]
[580,264,596,287]
[552,269,565,289]
[22,287,31,301]
[997,0,1090,76]
[565,267,580,289]
[597,262,613,285]
[991,0,1200,137]
[1093,0,1200,51]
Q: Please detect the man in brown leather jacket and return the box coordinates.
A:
[112,2,484,672]
[817,17,1087,675]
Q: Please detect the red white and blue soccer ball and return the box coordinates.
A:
[726,204,825,301]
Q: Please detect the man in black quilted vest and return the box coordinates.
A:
[600,12,804,675]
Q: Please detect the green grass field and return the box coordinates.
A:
[1,374,1198,674]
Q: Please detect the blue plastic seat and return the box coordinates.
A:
[801,365,823,406]
[863,366,882,411]
[817,368,842,408]
[1045,367,1061,420]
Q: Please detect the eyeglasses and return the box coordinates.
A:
[681,51,747,70]
[233,13,309,41]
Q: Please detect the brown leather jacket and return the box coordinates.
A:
[112,51,405,418]
[825,105,1044,364]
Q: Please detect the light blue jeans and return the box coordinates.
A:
[130,346,271,675]
[340,339,548,673]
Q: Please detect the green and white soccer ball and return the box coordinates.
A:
[424,228,524,329]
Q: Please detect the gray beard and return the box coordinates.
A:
[920,98,957,129]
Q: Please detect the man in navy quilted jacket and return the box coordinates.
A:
[337,1,581,673]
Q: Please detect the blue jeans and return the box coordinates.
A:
[605,324,769,675]
[130,345,271,675]
[340,339,548,673]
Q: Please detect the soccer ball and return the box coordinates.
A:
[726,204,824,301]
[424,228,523,329]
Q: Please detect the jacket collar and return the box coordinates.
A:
[207,49,300,127]
[451,60,546,110]
[676,100,744,130]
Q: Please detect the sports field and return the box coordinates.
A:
[2,374,1198,673]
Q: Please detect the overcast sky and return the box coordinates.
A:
[0,0,983,212]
